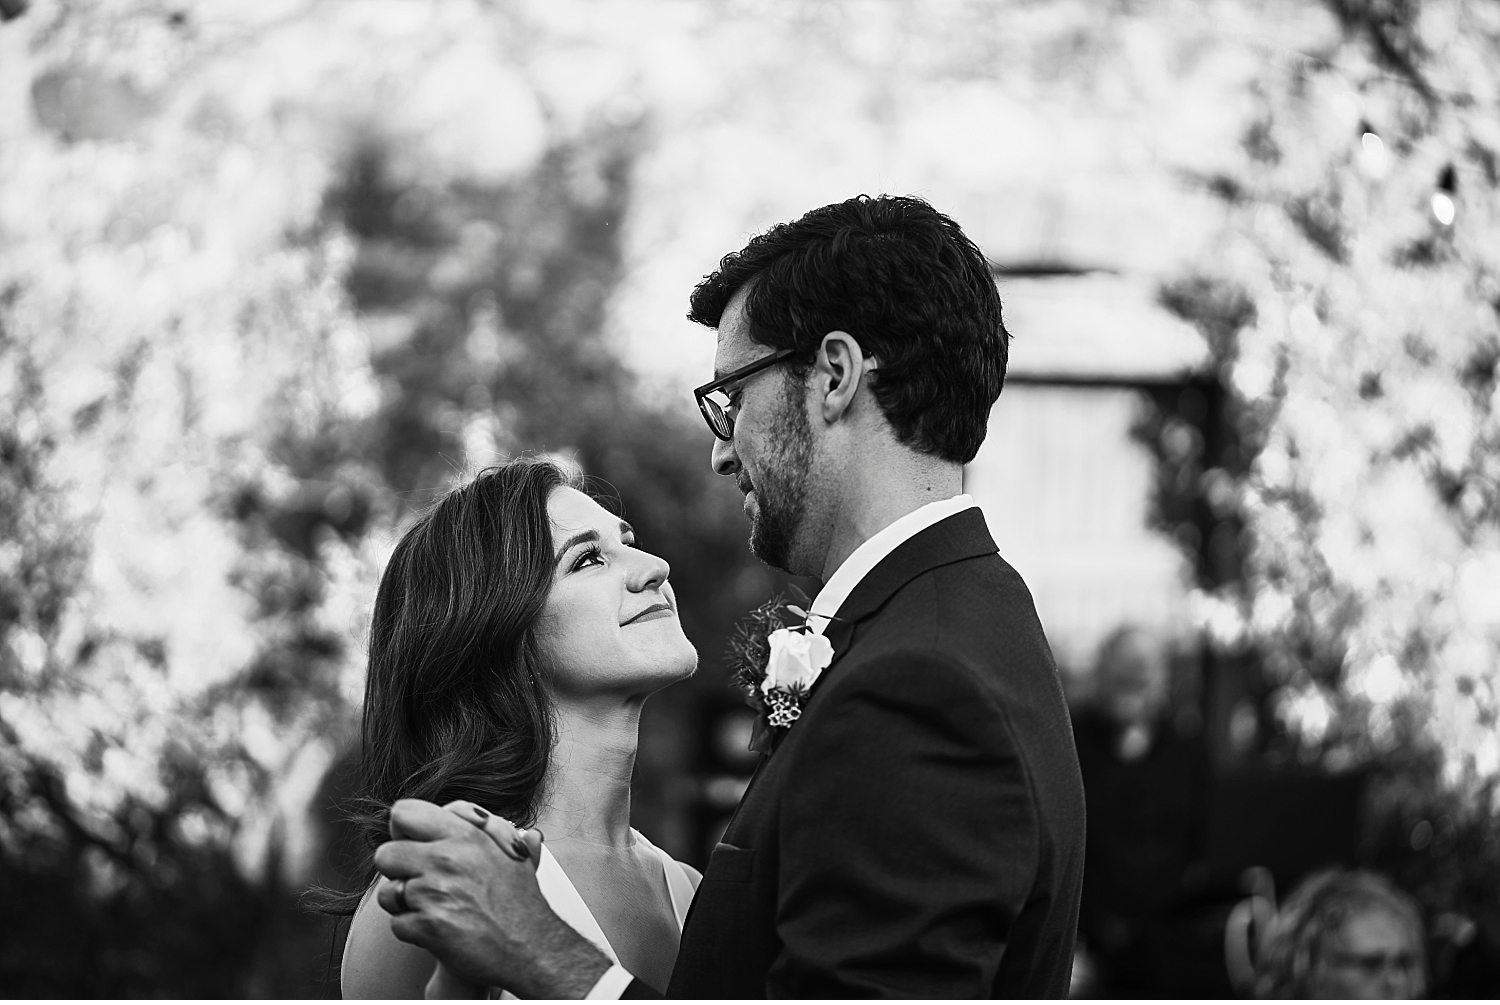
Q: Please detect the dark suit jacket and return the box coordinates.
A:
[631,509,1086,998]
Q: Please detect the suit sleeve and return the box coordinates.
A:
[617,979,657,1000]
[770,649,1039,997]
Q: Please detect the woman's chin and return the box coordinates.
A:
[612,645,700,699]
[672,654,699,684]
[651,649,699,689]
[648,648,700,694]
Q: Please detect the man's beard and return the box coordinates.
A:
[747,377,814,573]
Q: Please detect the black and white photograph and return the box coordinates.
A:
[1,0,1496,997]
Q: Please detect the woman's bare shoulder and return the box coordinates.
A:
[340,884,438,999]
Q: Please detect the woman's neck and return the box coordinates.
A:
[535,699,642,850]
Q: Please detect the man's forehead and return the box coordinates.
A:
[712,287,761,372]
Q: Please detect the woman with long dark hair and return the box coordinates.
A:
[337,457,700,997]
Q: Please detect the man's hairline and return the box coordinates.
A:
[705,275,777,372]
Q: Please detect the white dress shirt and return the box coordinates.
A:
[803,493,978,633]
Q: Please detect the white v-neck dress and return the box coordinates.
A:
[494,829,696,999]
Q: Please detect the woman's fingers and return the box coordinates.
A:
[519,826,544,862]
[440,799,539,866]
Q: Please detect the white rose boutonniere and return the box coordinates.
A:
[728,596,839,753]
[761,627,834,728]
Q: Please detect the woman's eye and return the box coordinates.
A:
[571,545,606,572]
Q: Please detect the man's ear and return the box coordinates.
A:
[814,331,870,425]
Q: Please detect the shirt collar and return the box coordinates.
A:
[804,494,976,635]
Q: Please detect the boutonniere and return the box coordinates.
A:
[728,595,837,754]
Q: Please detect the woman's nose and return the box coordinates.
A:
[629,549,670,591]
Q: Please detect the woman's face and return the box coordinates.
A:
[1310,908,1424,999]
[533,487,697,698]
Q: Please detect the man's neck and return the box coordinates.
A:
[818,456,964,582]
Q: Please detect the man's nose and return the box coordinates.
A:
[711,436,739,477]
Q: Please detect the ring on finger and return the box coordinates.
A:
[392,877,410,913]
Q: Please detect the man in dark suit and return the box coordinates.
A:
[374,194,1086,997]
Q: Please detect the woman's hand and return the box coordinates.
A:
[424,801,546,998]
[439,800,543,864]
[375,798,605,998]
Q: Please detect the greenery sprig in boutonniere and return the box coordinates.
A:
[727,594,836,754]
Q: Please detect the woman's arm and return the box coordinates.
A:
[342,885,484,999]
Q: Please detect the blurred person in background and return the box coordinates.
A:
[371,194,1086,997]
[335,457,702,998]
[1077,623,1182,761]
[1072,623,1217,994]
[1255,867,1428,999]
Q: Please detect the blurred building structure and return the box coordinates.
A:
[964,267,1374,995]
[967,268,1207,677]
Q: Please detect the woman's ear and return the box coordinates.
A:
[814,330,869,425]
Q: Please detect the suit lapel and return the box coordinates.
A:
[750,513,996,765]
[810,508,998,694]
[734,510,998,785]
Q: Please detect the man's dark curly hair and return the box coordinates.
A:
[687,194,1009,463]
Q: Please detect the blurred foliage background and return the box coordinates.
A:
[0,0,1497,996]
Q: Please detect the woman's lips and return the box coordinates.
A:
[623,602,675,625]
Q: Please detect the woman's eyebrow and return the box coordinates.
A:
[554,530,599,564]
[554,521,634,563]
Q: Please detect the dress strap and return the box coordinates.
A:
[535,844,619,960]
[630,829,695,930]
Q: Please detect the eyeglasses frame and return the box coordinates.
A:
[692,347,800,441]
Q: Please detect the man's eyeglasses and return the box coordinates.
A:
[693,348,798,441]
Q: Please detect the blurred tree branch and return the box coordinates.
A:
[1142,0,1500,989]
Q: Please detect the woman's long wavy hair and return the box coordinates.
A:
[320,457,581,913]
